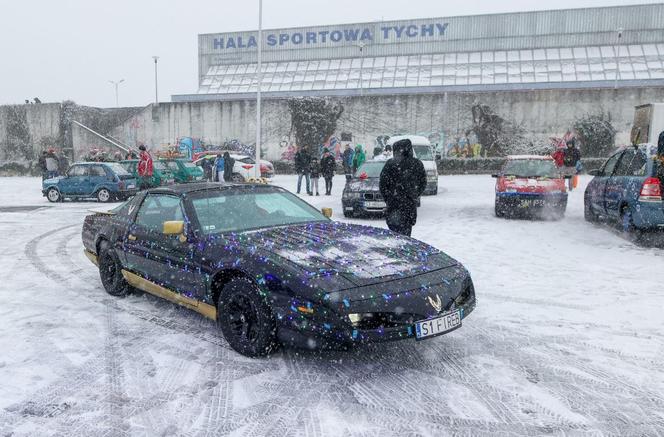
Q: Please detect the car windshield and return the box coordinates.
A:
[105,162,131,176]
[153,161,167,171]
[190,188,328,234]
[412,145,434,160]
[503,159,560,178]
[356,161,386,178]
[162,161,179,171]
[180,161,196,168]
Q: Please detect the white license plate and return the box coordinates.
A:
[364,201,386,208]
[415,310,462,340]
[519,199,544,208]
[127,184,135,189]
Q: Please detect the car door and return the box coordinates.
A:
[589,151,623,215]
[87,164,109,195]
[59,164,88,195]
[605,150,636,218]
[123,193,206,298]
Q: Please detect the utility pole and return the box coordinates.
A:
[255,0,262,179]
[614,27,623,90]
[152,56,160,104]
[108,79,124,107]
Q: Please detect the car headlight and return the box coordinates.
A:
[343,191,361,200]
[426,170,437,177]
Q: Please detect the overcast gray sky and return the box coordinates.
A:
[1,0,660,107]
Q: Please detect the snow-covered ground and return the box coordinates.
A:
[0,175,662,436]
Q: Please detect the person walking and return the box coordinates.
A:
[310,157,321,196]
[320,148,336,195]
[342,144,354,181]
[213,153,225,182]
[562,139,581,191]
[294,146,312,195]
[201,156,213,181]
[37,151,49,180]
[45,149,59,178]
[352,144,366,175]
[137,145,154,189]
[57,152,69,175]
[223,151,235,182]
[379,139,427,237]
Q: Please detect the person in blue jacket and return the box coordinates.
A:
[214,153,225,182]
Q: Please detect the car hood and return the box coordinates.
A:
[346,178,379,192]
[239,222,458,288]
[43,176,66,185]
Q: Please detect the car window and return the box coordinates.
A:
[104,162,131,176]
[601,152,623,176]
[67,165,87,177]
[626,151,649,176]
[88,165,107,177]
[357,162,386,178]
[412,145,434,160]
[613,151,637,177]
[135,194,185,232]
[502,159,559,178]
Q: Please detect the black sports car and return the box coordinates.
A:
[82,183,476,357]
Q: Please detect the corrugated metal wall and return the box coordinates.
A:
[198,3,664,80]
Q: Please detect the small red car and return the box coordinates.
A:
[492,155,568,219]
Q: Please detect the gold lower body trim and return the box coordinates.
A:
[84,249,99,266]
[121,269,217,320]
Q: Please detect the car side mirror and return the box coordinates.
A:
[321,207,333,218]
[163,220,186,242]
[587,169,602,176]
[491,174,500,178]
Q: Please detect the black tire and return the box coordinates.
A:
[46,187,61,203]
[494,201,505,218]
[431,187,438,195]
[98,240,131,297]
[621,206,644,244]
[343,210,354,218]
[96,188,111,203]
[231,173,245,183]
[217,277,277,357]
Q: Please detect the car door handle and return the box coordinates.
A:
[128,234,137,241]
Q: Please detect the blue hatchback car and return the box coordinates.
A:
[42,162,138,203]
[584,144,664,236]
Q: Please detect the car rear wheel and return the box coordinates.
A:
[98,241,131,297]
[96,188,111,203]
[584,195,598,223]
[494,202,505,218]
[217,277,277,357]
[343,210,354,218]
[621,206,644,243]
[46,187,61,203]
[231,173,245,183]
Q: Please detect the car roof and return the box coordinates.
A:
[506,155,554,160]
[144,182,275,195]
[72,161,115,166]
[387,135,431,146]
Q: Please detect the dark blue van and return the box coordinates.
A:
[42,162,138,203]
[584,144,663,237]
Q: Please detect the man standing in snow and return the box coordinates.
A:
[379,139,427,237]
[320,148,336,195]
[294,146,312,195]
[342,144,354,181]
[45,149,59,178]
[562,139,581,191]
[137,145,154,190]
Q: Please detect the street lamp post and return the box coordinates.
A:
[152,56,160,104]
[614,27,623,90]
[108,79,124,107]
[255,0,263,179]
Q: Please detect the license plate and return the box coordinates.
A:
[415,310,462,340]
[127,184,135,189]
[364,201,386,208]
[519,199,544,208]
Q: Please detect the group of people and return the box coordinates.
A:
[294,146,336,195]
[551,139,582,191]
[37,149,69,180]
[200,152,235,182]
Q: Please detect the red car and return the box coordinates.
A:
[492,155,568,219]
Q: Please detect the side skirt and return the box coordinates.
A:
[84,249,99,266]
[121,269,217,321]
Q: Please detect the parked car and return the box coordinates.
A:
[492,155,568,219]
[386,135,439,195]
[194,152,275,182]
[119,159,175,187]
[43,162,138,203]
[342,160,388,218]
[82,183,476,357]
[584,144,664,238]
[160,158,204,183]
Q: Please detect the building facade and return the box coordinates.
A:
[116,4,664,159]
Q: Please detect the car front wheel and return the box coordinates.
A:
[46,187,61,203]
[217,277,277,357]
[97,188,111,203]
[98,241,131,297]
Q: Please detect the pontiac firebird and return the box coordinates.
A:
[82,183,476,357]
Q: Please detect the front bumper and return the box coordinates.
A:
[275,268,476,350]
[342,198,386,216]
[423,179,438,195]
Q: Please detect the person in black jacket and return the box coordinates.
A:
[320,148,336,195]
[294,146,312,195]
[223,152,235,182]
[562,139,582,191]
[379,139,427,237]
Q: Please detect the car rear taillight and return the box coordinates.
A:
[242,164,254,170]
[496,177,506,192]
[639,177,662,202]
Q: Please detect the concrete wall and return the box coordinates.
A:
[111,86,664,160]
[0,103,62,161]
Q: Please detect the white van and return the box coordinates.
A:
[386,135,439,195]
